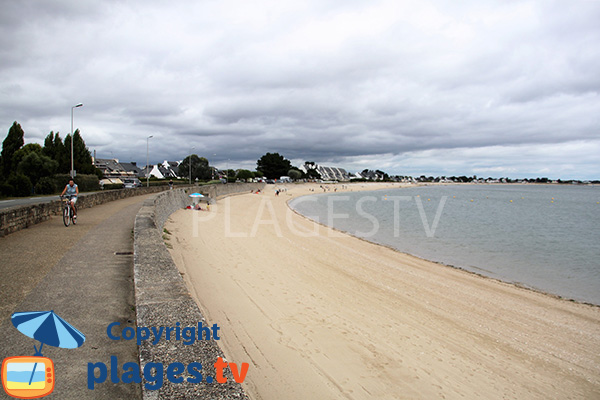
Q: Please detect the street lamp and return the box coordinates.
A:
[189,146,195,185]
[70,103,83,178]
[146,135,153,187]
[212,153,216,180]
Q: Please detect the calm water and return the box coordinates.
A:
[290,184,600,305]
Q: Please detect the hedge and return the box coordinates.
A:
[52,174,100,192]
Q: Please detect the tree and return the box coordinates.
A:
[17,152,58,186]
[43,131,67,170]
[11,143,57,189]
[287,169,302,180]
[178,155,212,181]
[1,121,25,178]
[257,152,292,179]
[236,169,254,181]
[43,131,58,158]
[11,143,44,171]
[303,161,321,179]
[7,173,31,197]
[62,130,95,175]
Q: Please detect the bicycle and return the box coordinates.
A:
[61,195,77,226]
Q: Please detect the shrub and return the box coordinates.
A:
[7,174,32,197]
[35,176,57,194]
[0,182,14,197]
[52,173,99,192]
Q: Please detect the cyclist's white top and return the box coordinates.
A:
[65,183,78,196]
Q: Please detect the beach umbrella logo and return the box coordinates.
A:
[1,310,86,399]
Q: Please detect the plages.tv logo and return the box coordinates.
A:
[1,310,86,399]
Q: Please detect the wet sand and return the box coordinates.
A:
[165,183,600,400]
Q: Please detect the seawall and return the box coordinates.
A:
[0,185,173,237]
[133,182,264,399]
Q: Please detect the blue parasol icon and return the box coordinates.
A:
[11,310,86,387]
[11,310,86,356]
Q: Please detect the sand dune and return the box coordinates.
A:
[165,183,600,400]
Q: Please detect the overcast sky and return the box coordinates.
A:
[1,0,599,179]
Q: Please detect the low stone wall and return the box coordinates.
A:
[0,185,175,237]
[133,183,263,399]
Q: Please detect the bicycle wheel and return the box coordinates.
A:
[63,206,71,226]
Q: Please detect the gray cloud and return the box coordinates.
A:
[1,0,599,179]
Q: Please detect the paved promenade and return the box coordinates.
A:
[0,194,154,399]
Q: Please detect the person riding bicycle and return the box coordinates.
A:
[60,179,79,220]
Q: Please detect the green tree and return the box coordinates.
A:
[179,155,212,181]
[43,131,67,167]
[288,169,302,180]
[236,169,254,181]
[7,173,32,197]
[11,143,44,171]
[304,161,321,179]
[10,143,58,189]
[1,121,25,178]
[63,130,95,175]
[257,152,292,179]
[17,151,58,186]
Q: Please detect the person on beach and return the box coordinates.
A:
[169,179,173,190]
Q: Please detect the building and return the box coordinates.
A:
[94,158,143,179]
[299,163,352,181]
[148,160,180,179]
[317,166,352,181]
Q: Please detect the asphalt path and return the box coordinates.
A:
[0,193,156,399]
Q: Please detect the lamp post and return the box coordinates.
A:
[146,135,153,187]
[70,103,83,178]
[189,146,195,185]
[212,153,216,180]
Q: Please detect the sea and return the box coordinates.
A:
[289,184,600,305]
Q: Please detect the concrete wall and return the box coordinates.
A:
[0,181,257,237]
[133,183,263,399]
[0,185,174,237]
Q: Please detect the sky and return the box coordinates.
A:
[1,0,599,180]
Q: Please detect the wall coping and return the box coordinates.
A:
[0,186,177,237]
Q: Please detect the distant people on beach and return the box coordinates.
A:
[186,204,205,211]
[169,179,173,190]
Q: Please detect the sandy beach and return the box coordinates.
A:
[165,183,600,400]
